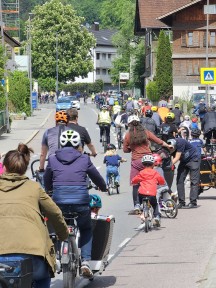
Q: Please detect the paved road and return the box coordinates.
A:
[3,100,216,288]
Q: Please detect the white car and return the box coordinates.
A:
[68,96,80,110]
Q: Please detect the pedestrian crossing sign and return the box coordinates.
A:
[200,67,216,84]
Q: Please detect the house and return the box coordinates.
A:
[134,0,215,100]
[75,22,118,91]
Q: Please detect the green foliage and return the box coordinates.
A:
[8,71,31,115]
[146,81,159,102]
[155,30,173,100]
[38,77,56,91]
[61,80,104,94]
[110,56,130,86]
[131,41,145,95]
[30,0,96,82]
[0,45,6,111]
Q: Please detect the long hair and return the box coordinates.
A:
[128,121,148,145]
[3,143,34,175]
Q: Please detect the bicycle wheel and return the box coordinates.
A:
[107,177,113,195]
[164,199,178,218]
[143,203,149,233]
[116,185,120,194]
[117,132,122,149]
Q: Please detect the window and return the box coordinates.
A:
[186,60,200,76]
[102,69,106,75]
[108,54,112,60]
[210,31,216,46]
[102,53,106,60]
[96,53,100,60]
[188,32,193,46]
[182,31,199,47]
[96,68,100,75]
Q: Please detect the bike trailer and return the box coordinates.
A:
[200,156,213,185]
[90,215,115,274]
[0,257,32,287]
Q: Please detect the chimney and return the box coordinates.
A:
[93,22,99,31]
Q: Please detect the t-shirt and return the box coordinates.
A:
[189,138,204,156]
[104,155,122,166]
[160,123,177,142]
[67,123,91,147]
[176,138,199,162]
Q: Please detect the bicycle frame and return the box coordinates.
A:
[200,143,216,190]
[141,197,153,233]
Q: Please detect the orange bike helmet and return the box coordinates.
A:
[55,111,68,123]
[192,117,198,123]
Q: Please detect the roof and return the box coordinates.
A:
[1,28,21,47]
[135,0,199,31]
[89,29,117,47]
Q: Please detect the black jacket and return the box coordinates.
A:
[201,111,216,134]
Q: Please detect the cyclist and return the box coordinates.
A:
[97,105,112,144]
[39,111,68,171]
[190,117,199,130]
[103,143,127,187]
[123,115,172,213]
[125,97,134,113]
[172,103,183,127]
[151,106,162,129]
[0,143,68,288]
[43,130,107,279]
[168,138,200,208]
[89,194,102,219]
[160,112,178,142]
[189,128,206,157]
[193,98,207,123]
[201,105,216,146]
[140,109,158,134]
[178,115,191,140]
[158,97,168,108]
[131,154,165,226]
[67,108,97,157]
[141,99,151,115]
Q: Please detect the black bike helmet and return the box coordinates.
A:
[191,128,201,137]
[106,143,116,150]
[145,109,153,118]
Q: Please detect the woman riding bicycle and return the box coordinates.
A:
[0,143,68,288]
[123,115,171,213]
[43,129,107,279]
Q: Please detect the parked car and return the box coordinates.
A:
[68,96,81,110]
[56,97,72,111]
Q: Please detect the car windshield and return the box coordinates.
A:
[193,93,205,102]
[68,96,77,101]
[57,98,71,103]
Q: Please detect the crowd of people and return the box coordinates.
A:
[0,92,216,287]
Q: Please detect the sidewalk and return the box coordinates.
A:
[0,107,52,157]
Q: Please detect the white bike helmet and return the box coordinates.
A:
[167,139,177,153]
[60,130,81,147]
[184,115,190,121]
[142,154,155,164]
[128,115,140,124]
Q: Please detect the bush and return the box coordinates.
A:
[146,81,159,102]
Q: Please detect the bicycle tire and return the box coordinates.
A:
[143,202,149,233]
[144,218,149,233]
[107,177,112,195]
[116,185,120,194]
[164,199,178,218]
[117,133,122,149]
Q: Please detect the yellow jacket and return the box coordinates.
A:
[98,111,111,124]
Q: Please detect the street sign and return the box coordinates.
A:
[32,91,37,109]
[204,5,216,14]
[200,68,216,84]
[119,73,130,80]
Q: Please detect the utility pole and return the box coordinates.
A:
[28,13,34,115]
[206,0,210,106]
[56,33,59,98]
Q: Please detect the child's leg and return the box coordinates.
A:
[106,167,112,185]
[163,191,171,201]
[149,196,160,218]
[113,166,120,183]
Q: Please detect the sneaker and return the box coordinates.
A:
[134,204,141,214]
[154,216,161,227]
[187,203,197,209]
[81,261,93,279]
[100,138,102,143]
[177,203,186,209]
[115,181,120,187]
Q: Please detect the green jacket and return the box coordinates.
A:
[0,173,69,276]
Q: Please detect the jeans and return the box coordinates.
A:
[106,166,119,184]
[139,194,159,217]
[133,185,140,206]
[99,124,110,144]
[58,204,92,261]
[0,254,51,288]
[177,160,200,205]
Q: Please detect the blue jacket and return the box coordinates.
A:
[43,147,106,205]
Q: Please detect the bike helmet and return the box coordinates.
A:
[166,112,175,121]
[184,115,190,121]
[191,128,201,137]
[152,153,163,166]
[55,111,68,123]
[168,103,173,109]
[128,115,140,124]
[167,139,177,153]
[192,117,198,123]
[114,100,119,105]
[141,154,155,165]
[128,97,132,101]
[89,194,102,208]
[101,105,108,110]
[60,130,81,147]
[106,143,116,150]
[174,103,180,109]
[151,106,158,112]
[145,109,153,118]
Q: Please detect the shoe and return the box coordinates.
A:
[134,204,141,214]
[100,138,102,143]
[81,261,93,279]
[154,216,161,227]
[177,203,186,209]
[187,203,197,208]
[115,181,119,187]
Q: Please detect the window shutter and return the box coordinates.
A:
[181,32,187,47]
[203,31,207,47]
[193,31,200,47]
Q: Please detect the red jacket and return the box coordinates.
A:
[131,168,165,196]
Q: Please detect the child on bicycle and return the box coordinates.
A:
[131,154,165,226]
[89,194,102,219]
[103,143,127,187]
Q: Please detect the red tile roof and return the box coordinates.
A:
[137,0,199,28]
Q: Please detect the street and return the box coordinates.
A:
[11,101,216,287]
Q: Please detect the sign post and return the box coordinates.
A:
[119,72,130,92]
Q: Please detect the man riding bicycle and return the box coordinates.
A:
[43,130,107,279]
[97,105,111,144]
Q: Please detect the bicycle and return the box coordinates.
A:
[158,197,178,218]
[116,125,123,149]
[100,124,109,153]
[107,172,120,195]
[141,197,153,233]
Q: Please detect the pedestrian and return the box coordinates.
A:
[160,112,178,142]
[172,103,183,127]
[168,138,200,208]
[123,114,171,213]
[151,106,162,129]
[189,128,206,157]
[0,143,68,287]
[193,98,207,123]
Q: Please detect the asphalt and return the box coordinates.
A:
[1,107,216,288]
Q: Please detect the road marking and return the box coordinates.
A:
[91,108,98,116]
[118,238,131,248]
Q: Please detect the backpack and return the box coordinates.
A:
[125,101,134,111]
[114,114,122,126]
[141,118,156,133]
[199,103,207,113]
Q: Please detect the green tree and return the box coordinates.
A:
[31,0,96,82]
[155,30,173,100]
[8,71,30,115]
[0,45,6,111]
[146,81,159,103]
[38,77,56,92]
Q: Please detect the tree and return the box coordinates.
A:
[31,0,96,82]
[38,77,56,92]
[0,45,6,111]
[155,30,173,100]
[146,81,159,103]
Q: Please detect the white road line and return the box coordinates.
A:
[91,108,98,116]
[118,238,131,248]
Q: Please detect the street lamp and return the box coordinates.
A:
[56,33,59,98]
[28,13,34,115]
